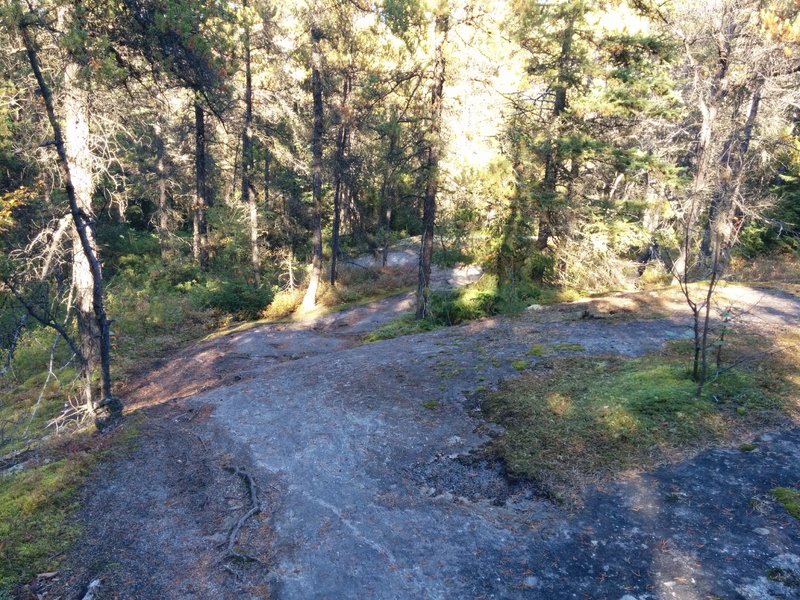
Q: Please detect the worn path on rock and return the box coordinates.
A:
[57,282,800,600]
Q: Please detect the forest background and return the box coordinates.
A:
[0,0,800,591]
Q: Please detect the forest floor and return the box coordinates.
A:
[29,269,800,600]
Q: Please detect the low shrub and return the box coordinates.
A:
[187,277,273,320]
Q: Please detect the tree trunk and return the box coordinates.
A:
[301,15,324,311]
[193,99,209,270]
[676,23,735,389]
[382,115,399,268]
[58,13,103,414]
[264,145,270,211]
[241,0,259,278]
[496,118,530,286]
[154,122,170,260]
[536,14,575,255]
[63,62,100,389]
[329,158,343,285]
[19,19,120,419]
[330,68,352,286]
[684,21,732,268]
[702,75,763,268]
[416,14,448,320]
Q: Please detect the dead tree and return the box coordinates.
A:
[17,13,121,419]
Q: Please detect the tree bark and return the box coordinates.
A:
[193,99,209,270]
[301,14,324,312]
[58,4,106,414]
[263,145,270,213]
[686,19,733,267]
[416,13,448,320]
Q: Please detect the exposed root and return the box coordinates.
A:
[222,466,264,565]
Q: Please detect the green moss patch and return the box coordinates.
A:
[483,342,790,502]
[772,487,800,519]
[527,342,584,357]
[0,458,87,591]
[0,418,140,595]
[551,342,585,353]
[362,315,440,342]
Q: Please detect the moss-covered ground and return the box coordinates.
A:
[483,332,800,502]
[0,423,139,595]
[772,487,800,519]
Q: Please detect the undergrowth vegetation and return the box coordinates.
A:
[363,274,579,342]
[482,332,800,503]
[264,265,417,321]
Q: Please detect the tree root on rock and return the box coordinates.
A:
[221,466,264,565]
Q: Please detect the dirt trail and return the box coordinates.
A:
[50,284,800,600]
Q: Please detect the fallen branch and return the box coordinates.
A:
[1,276,85,365]
[339,257,371,270]
[24,331,60,437]
[222,466,264,564]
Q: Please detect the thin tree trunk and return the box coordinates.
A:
[241,0,259,278]
[330,68,352,286]
[496,115,526,286]
[58,4,102,413]
[702,75,763,267]
[264,145,270,210]
[287,248,295,290]
[382,115,398,268]
[19,20,120,418]
[193,99,209,270]
[154,122,170,260]
[416,14,448,320]
[536,14,575,255]
[688,22,732,265]
[301,14,324,311]
[0,313,27,379]
[330,166,343,285]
